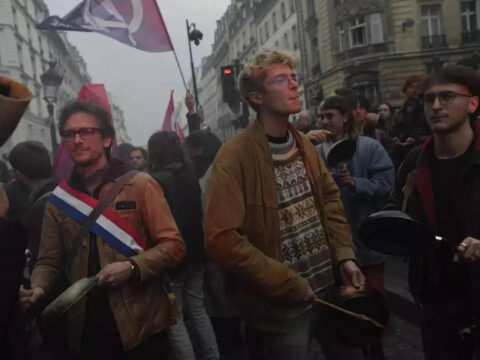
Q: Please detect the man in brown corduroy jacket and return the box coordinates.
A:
[205,49,364,359]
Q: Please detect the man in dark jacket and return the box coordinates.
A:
[392,74,431,167]
[0,75,30,359]
[390,65,480,359]
[8,141,57,263]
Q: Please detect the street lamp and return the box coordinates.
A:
[40,61,63,156]
[186,20,203,113]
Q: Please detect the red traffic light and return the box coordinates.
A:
[223,68,233,75]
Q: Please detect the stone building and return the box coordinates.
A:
[0,0,129,156]
[298,0,480,111]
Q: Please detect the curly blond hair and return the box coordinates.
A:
[238,49,297,112]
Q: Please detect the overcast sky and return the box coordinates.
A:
[44,0,229,145]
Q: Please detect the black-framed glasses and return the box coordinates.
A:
[422,91,473,107]
[61,127,103,142]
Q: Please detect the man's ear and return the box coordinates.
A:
[469,96,479,114]
[103,136,113,149]
[248,91,263,106]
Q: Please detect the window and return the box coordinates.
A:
[307,0,315,15]
[272,12,277,32]
[349,16,367,47]
[289,0,295,14]
[31,55,36,80]
[311,37,321,71]
[337,23,346,51]
[281,3,287,22]
[370,13,384,44]
[421,5,442,37]
[461,1,478,32]
[12,7,18,31]
[283,32,290,49]
[17,45,23,70]
[292,24,298,49]
[265,21,270,39]
[348,73,380,104]
[259,27,264,44]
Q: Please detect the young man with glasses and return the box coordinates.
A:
[390,65,480,359]
[205,49,363,359]
[19,101,186,358]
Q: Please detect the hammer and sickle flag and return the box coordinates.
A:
[37,0,173,53]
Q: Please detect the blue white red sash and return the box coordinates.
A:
[48,181,147,256]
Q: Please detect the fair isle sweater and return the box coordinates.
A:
[269,132,334,294]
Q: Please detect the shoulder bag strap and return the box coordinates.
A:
[65,169,139,272]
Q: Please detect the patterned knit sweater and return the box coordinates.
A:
[269,132,334,294]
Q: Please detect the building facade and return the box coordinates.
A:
[299,0,480,111]
[193,0,305,141]
[0,0,129,156]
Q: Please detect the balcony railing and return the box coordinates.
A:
[462,31,480,45]
[334,42,388,64]
[421,35,447,50]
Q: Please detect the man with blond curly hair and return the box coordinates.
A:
[205,49,364,359]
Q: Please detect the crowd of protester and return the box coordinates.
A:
[1,48,480,360]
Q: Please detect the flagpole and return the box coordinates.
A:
[172,48,188,91]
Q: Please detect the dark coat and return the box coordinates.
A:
[27,178,57,267]
[0,218,27,353]
[151,163,207,267]
[388,123,480,324]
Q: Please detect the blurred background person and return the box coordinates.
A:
[116,142,135,163]
[391,74,431,168]
[318,95,394,359]
[148,131,219,360]
[129,146,148,171]
[377,103,395,136]
[184,129,245,359]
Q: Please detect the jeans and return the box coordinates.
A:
[168,264,220,360]
[245,307,365,360]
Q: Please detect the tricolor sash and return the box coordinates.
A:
[48,181,147,256]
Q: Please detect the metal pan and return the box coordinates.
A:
[327,138,356,168]
[41,277,97,327]
[358,210,431,257]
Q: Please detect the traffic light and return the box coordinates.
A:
[221,65,240,112]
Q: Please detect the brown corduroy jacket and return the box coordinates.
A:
[31,171,185,352]
[205,119,356,332]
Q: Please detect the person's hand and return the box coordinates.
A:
[405,137,415,145]
[339,260,365,289]
[0,184,9,217]
[96,261,132,287]
[185,90,195,115]
[306,129,331,144]
[338,169,355,188]
[454,237,480,263]
[303,284,316,303]
[19,285,44,311]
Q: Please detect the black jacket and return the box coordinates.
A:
[151,163,206,268]
[389,123,480,321]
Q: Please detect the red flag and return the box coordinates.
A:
[53,84,118,181]
[37,0,173,53]
[161,90,184,142]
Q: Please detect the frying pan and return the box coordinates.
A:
[358,210,456,256]
[0,76,31,146]
[316,286,389,347]
[326,138,356,168]
[41,277,97,327]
